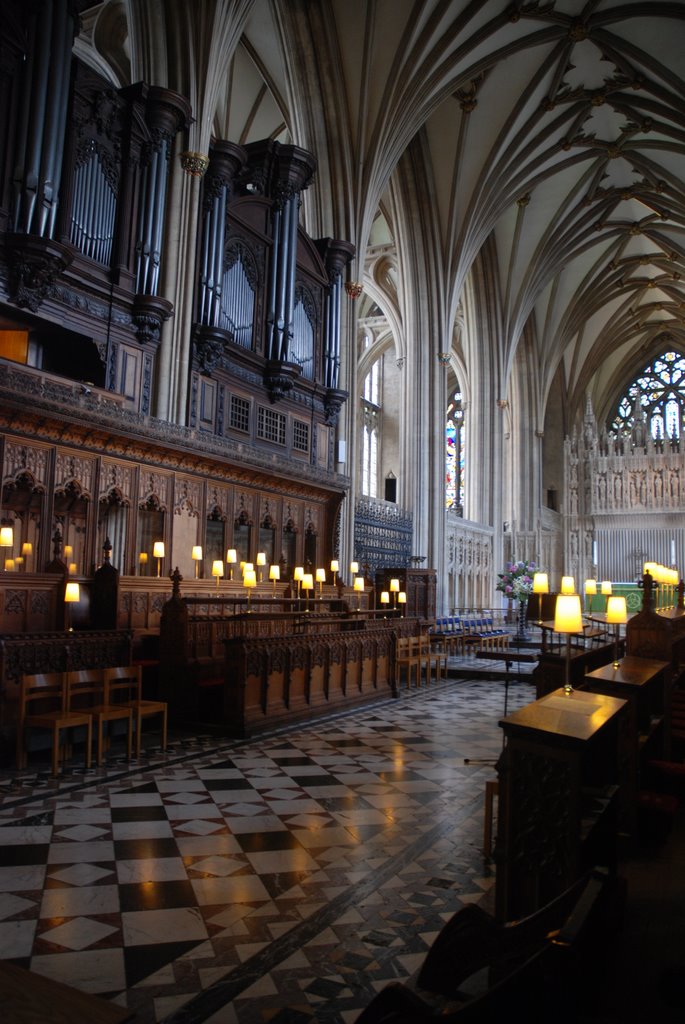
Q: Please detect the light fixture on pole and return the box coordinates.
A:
[21,541,32,570]
[153,541,165,578]
[302,572,313,611]
[330,559,339,587]
[584,578,597,614]
[0,526,14,569]
[532,572,548,625]
[244,568,257,610]
[606,595,627,669]
[269,564,280,596]
[600,580,612,612]
[353,575,364,611]
[390,578,400,608]
[398,591,407,617]
[380,591,389,617]
[139,551,148,574]
[64,580,80,632]
[316,567,326,598]
[560,575,575,595]
[554,593,583,695]
[226,549,237,580]
[256,552,266,582]
[350,561,359,585]
[192,545,203,578]
[294,565,304,602]
[212,559,224,590]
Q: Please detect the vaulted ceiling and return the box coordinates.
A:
[81,0,685,426]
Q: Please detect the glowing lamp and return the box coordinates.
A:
[554,594,583,695]
[192,545,203,578]
[606,595,627,668]
[560,575,575,595]
[212,559,224,589]
[153,541,165,577]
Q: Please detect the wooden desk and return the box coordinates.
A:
[582,655,670,832]
[0,959,134,1024]
[496,687,627,922]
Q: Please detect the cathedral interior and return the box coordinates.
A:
[1,2,685,1022]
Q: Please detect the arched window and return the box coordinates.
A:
[610,349,685,443]
[446,387,464,513]
[361,358,380,498]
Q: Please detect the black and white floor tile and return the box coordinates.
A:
[0,677,533,1023]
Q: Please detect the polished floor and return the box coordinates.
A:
[0,675,531,1023]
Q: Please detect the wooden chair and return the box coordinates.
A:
[66,669,133,766]
[104,665,168,759]
[16,672,93,776]
[395,636,422,688]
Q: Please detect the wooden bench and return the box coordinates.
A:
[0,959,135,1023]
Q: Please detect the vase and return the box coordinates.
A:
[514,597,530,642]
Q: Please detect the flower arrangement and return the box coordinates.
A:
[496,559,537,601]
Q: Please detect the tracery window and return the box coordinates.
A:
[610,350,685,442]
[446,388,464,512]
[361,357,380,498]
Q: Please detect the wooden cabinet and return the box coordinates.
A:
[374,568,436,620]
[496,687,627,922]
[582,655,670,833]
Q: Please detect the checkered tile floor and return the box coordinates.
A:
[0,677,533,1023]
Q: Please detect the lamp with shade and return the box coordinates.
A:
[330,559,339,586]
[138,551,148,575]
[192,545,203,578]
[584,578,597,613]
[153,541,165,577]
[532,572,548,624]
[554,593,583,695]
[244,568,257,609]
[606,595,627,668]
[390,578,400,607]
[212,559,224,590]
[256,552,266,581]
[4,558,15,571]
[600,580,612,612]
[398,591,407,616]
[380,591,390,616]
[0,526,14,568]
[353,575,364,610]
[301,572,313,611]
[316,567,326,597]
[226,549,237,580]
[269,564,280,596]
[293,565,304,600]
[64,580,80,632]
[560,575,575,595]
[21,541,32,569]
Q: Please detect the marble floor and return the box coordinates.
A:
[0,676,533,1023]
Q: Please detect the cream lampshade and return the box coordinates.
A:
[4,558,15,571]
[269,564,280,596]
[584,579,597,595]
[192,545,203,578]
[560,575,575,595]
[256,552,266,580]
[398,591,407,616]
[0,526,14,549]
[226,548,237,579]
[350,562,359,581]
[353,575,364,611]
[600,580,612,595]
[153,541,165,577]
[64,580,80,632]
[316,567,326,596]
[244,568,257,609]
[330,559,339,586]
[606,595,628,668]
[554,594,583,695]
[390,578,400,606]
[380,591,389,615]
[212,559,224,589]
[532,572,549,624]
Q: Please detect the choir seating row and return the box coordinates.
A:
[16,665,168,775]
[431,614,511,656]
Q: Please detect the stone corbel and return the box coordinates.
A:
[132,294,173,348]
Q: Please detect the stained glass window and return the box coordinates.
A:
[446,388,464,511]
[610,350,685,442]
